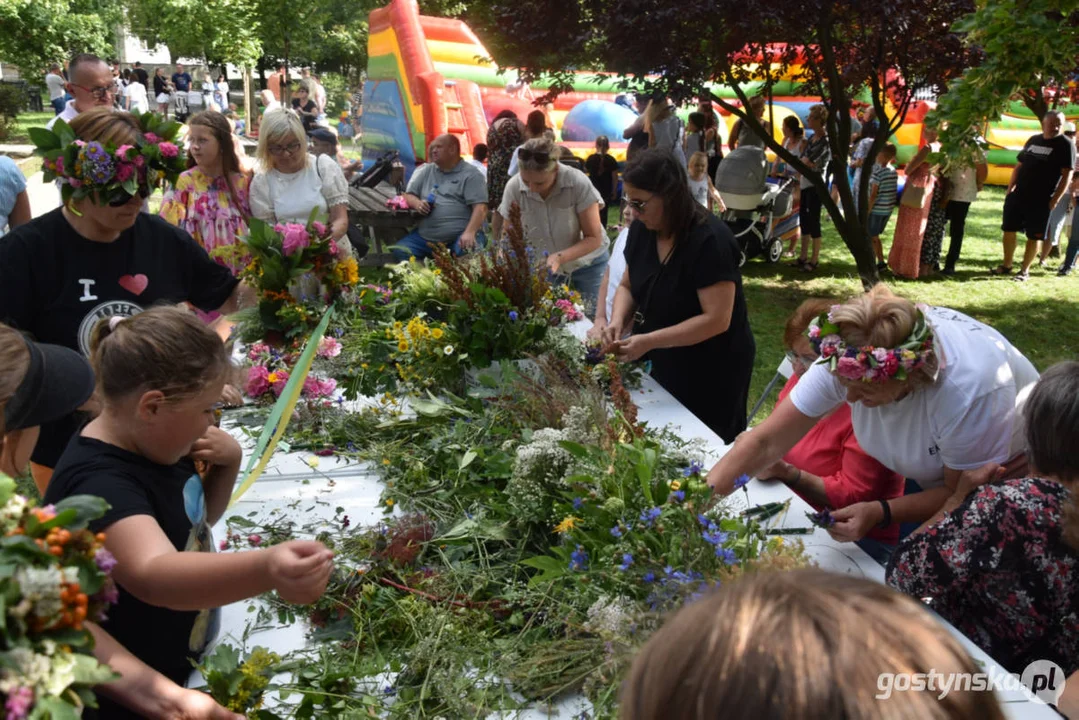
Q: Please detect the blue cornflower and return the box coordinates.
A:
[669,490,685,503]
[570,545,589,571]
[663,565,674,576]
[638,506,662,527]
[682,460,704,477]
[642,572,655,583]
[733,474,751,490]
[508,310,519,321]
[609,526,623,538]
[715,547,738,564]
[618,553,633,571]
[383,685,396,695]
[703,529,729,546]
[697,514,711,527]
[573,497,584,510]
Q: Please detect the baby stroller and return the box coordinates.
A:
[714,146,795,265]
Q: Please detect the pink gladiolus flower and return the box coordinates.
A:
[836,356,865,381]
[115,144,135,159]
[115,162,135,182]
[282,224,310,256]
[158,141,179,158]
[270,369,289,396]
[245,365,271,397]
[312,221,328,236]
[143,132,160,143]
[317,336,342,358]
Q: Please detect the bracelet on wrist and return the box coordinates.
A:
[877,499,893,528]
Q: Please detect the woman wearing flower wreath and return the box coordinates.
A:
[0,324,242,720]
[706,284,1039,543]
[159,111,252,275]
[0,107,251,494]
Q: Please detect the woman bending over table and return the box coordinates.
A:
[757,298,904,564]
[706,284,1039,542]
[604,149,755,444]
[887,361,1079,678]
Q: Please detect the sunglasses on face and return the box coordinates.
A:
[108,185,151,207]
[623,194,654,212]
[518,149,551,164]
[269,141,302,156]
[785,350,818,367]
[72,84,114,100]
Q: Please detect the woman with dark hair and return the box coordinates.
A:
[508,109,552,176]
[486,109,524,208]
[585,135,619,228]
[160,111,252,274]
[603,149,755,443]
[887,360,1079,677]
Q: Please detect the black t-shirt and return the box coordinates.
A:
[624,214,755,442]
[133,67,149,88]
[584,152,619,201]
[0,209,238,465]
[43,436,219,691]
[292,98,318,131]
[1015,134,1076,200]
[153,75,168,96]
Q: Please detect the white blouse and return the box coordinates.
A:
[250,153,349,226]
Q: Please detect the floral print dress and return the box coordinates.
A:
[159,167,252,275]
[486,118,524,209]
[886,477,1079,675]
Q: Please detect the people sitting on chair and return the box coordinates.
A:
[887,360,1079,678]
[706,285,1039,544]
[396,134,488,261]
[755,298,904,564]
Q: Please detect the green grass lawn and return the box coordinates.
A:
[741,185,1076,424]
[9,110,53,144]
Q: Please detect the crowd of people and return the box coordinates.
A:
[0,52,1076,717]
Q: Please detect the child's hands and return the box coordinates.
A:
[266,540,334,605]
[189,426,242,468]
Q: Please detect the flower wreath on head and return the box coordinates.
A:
[805,304,936,383]
[29,113,187,205]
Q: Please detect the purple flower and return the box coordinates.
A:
[94,547,118,574]
[609,526,623,538]
[733,474,751,490]
[642,572,656,583]
[715,547,738,564]
[669,490,685,502]
[508,310,519,321]
[703,529,729,546]
[572,497,584,510]
[617,553,633,571]
[569,545,589,571]
[4,686,33,720]
[638,506,662,528]
[807,509,837,528]
[682,460,704,477]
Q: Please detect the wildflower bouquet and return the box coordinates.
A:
[0,475,120,718]
[242,338,340,403]
[197,643,281,714]
[341,313,467,397]
[30,113,186,205]
[233,210,360,344]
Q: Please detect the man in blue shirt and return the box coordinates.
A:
[171,64,192,93]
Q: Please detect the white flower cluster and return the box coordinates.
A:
[584,595,634,639]
[0,493,27,535]
[506,427,575,523]
[560,406,598,445]
[0,646,76,697]
[11,566,74,622]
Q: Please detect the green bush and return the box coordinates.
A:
[319,72,350,118]
[0,83,25,141]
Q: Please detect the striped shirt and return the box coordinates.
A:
[869,163,898,215]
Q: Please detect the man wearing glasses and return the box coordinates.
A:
[47,53,114,131]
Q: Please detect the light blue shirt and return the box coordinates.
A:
[0,156,26,235]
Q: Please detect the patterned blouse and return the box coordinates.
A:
[886,478,1079,675]
[159,167,252,275]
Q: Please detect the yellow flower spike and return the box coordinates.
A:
[386,498,395,507]
[554,516,580,533]
[670,480,682,491]
[382,458,391,465]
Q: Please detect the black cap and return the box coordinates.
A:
[309,128,337,144]
[4,338,95,432]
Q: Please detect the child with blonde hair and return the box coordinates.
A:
[687,151,725,212]
[44,306,333,719]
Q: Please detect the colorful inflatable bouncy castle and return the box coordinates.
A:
[360,0,1076,183]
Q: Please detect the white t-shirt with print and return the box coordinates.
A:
[604,226,629,322]
[789,306,1039,488]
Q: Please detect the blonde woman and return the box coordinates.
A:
[707,285,1039,541]
[622,569,1005,720]
[728,95,772,151]
[644,96,686,167]
[249,109,351,253]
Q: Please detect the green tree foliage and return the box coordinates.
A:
[125,0,261,66]
[0,0,122,76]
[932,0,1079,164]
[470,0,975,286]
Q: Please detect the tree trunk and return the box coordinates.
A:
[256,56,266,91]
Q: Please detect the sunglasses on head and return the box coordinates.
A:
[108,185,151,207]
[518,149,551,164]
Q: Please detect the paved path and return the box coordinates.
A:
[0,144,37,159]
[24,171,60,218]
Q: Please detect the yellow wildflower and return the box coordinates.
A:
[554,515,580,533]
[433,268,441,275]
[386,498,395,506]
[382,458,391,465]
[398,341,409,352]
[670,480,682,491]
[394,321,403,330]
[267,372,279,383]
[361,363,369,369]
[431,328,444,340]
